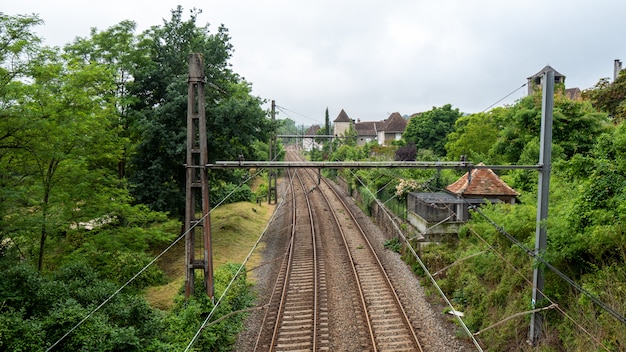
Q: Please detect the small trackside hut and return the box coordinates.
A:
[407,164,519,241]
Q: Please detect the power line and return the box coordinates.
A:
[46,168,267,351]
[46,224,190,351]
[396,167,617,348]
[184,171,294,351]
[348,168,615,350]
[465,224,611,351]
[348,169,484,351]
[471,206,626,327]
[482,83,527,112]
[275,105,324,124]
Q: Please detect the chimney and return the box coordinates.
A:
[614,59,622,81]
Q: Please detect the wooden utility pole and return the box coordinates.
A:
[268,100,277,204]
[185,53,214,299]
[529,69,554,344]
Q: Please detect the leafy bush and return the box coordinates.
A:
[383,237,402,253]
[0,258,255,351]
[211,183,254,205]
[163,263,254,351]
[0,261,166,351]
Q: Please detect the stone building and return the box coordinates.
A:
[332,109,352,137]
[527,65,566,95]
[333,110,408,146]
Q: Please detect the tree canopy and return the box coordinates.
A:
[128,7,273,217]
[0,9,266,350]
[403,104,462,157]
[584,70,626,123]
[2,8,626,351]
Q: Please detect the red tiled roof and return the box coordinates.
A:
[446,164,519,197]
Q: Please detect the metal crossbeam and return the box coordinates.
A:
[206,161,540,170]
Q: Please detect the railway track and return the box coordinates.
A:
[255,149,423,351]
[254,168,329,351]
[314,169,423,351]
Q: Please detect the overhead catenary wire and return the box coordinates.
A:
[184,169,294,351]
[348,169,485,351]
[252,169,300,351]
[412,168,615,349]
[465,223,611,351]
[482,82,527,112]
[45,167,267,352]
[275,104,324,124]
[471,205,626,327]
[353,168,613,350]
[46,224,190,351]
[353,166,610,351]
[422,170,622,347]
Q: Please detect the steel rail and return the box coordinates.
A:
[294,169,319,351]
[253,172,297,352]
[292,150,423,351]
[291,164,375,350]
[322,176,423,351]
[266,169,297,351]
[266,167,319,351]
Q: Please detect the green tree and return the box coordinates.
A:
[64,20,145,179]
[491,93,609,164]
[325,107,330,135]
[11,47,123,271]
[403,104,462,157]
[277,117,298,135]
[0,13,42,95]
[0,13,43,247]
[331,144,364,161]
[445,109,502,161]
[583,70,626,123]
[128,6,272,217]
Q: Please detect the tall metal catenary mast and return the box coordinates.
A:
[185,53,214,299]
[268,100,277,204]
[529,69,554,344]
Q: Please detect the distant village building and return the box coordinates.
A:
[527,65,566,95]
[302,125,321,151]
[406,164,519,240]
[376,112,407,145]
[333,109,352,137]
[527,64,583,100]
[354,120,380,145]
[565,87,581,100]
[333,109,408,146]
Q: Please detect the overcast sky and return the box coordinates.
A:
[5,1,626,126]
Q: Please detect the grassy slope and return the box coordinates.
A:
[145,201,275,310]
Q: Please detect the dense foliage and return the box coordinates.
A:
[403,104,462,157]
[319,83,624,350]
[125,7,274,217]
[0,9,266,351]
[584,69,626,123]
[2,7,626,351]
[0,257,253,351]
